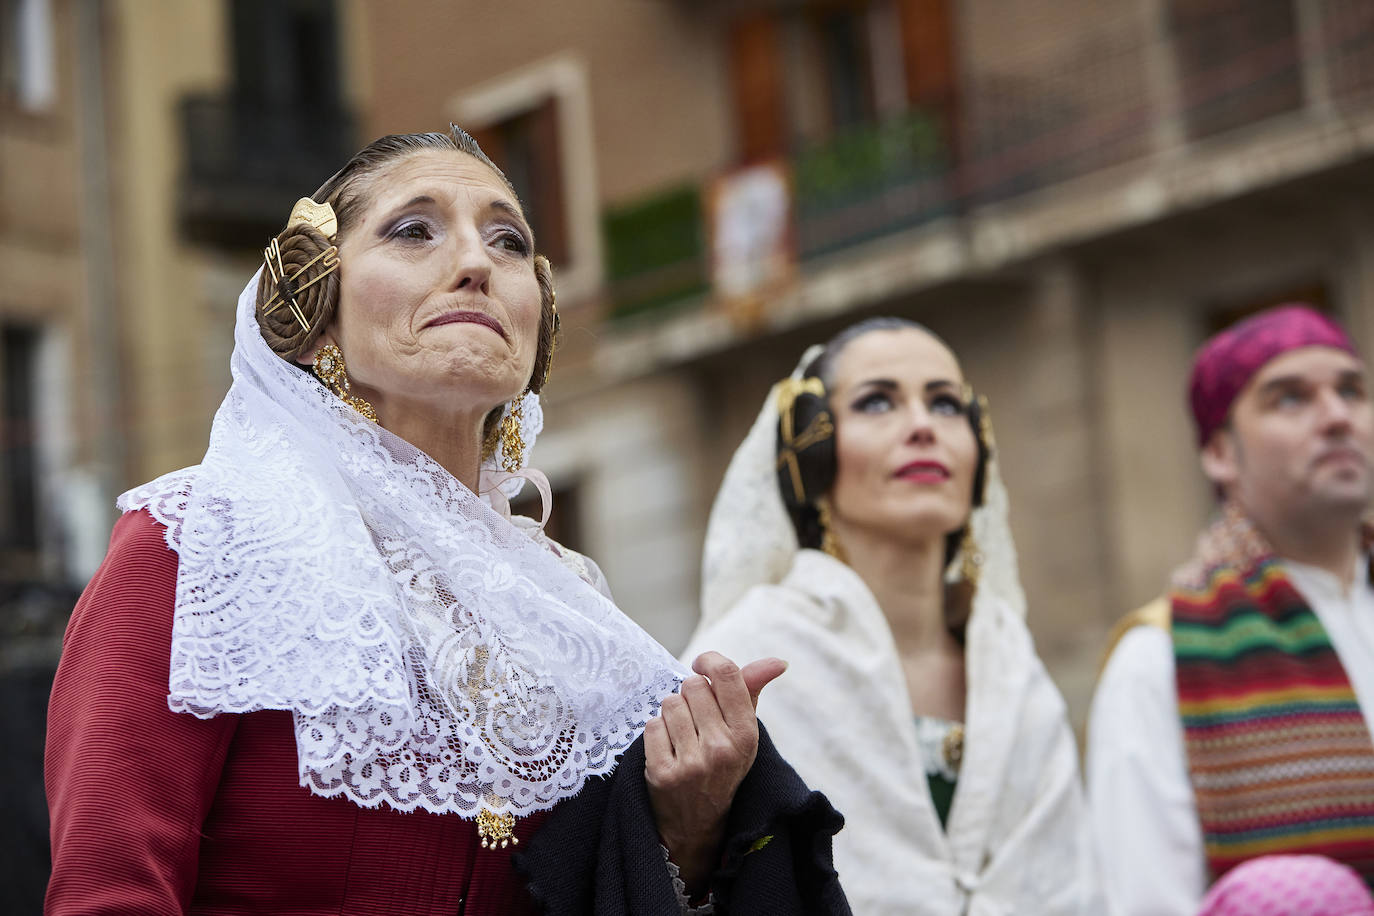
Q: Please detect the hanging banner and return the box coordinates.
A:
[706,160,795,328]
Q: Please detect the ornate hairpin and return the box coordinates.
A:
[260,197,340,331]
[959,383,995,453]
[776,376,824,421]
[775,376,834,504]
[974,392,995,452]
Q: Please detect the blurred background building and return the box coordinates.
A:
[5,0,1374,906]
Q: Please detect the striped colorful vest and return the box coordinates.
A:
[1172,556,1374,884]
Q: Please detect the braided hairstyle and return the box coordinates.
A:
[777,317,991,638]
[254,125,559,455]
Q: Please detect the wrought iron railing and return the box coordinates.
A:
[178,94,356,247]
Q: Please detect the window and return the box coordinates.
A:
[813,4,877,131]
[229,0,342,112]
[450,54,603,305]
[1170,0,1302,140]
[471,98,569,268]
[730,13,788,160]
[1204,281,1330,337]
[180,0,352,245]
[1,0,55,112]
[729,0,957,153]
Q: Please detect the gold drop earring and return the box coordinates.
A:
[817,497,847,563]
[960,527,983,587]
[312,343,378,422]
[499,396,526,472]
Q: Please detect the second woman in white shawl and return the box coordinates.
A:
[683,318,1102,915]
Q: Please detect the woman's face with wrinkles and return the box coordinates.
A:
[319,149,542,424]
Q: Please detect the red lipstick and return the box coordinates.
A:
[894,460,950,483]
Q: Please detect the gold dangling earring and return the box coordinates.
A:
[817,498,847,563]
[313,343,377,422]
[960,526,983,587]
[499,395,526,472]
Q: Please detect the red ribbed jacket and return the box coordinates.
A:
[45,509,547,915]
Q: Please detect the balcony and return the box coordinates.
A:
[603,185,708,320]
[177,94,356,248]
[602,0,1374,325]
[793,110,950,259]
[602,109,951,320]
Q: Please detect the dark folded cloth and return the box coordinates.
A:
[516,722,850,915]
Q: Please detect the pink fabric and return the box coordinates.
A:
[1198,855,1374,916]
[1189,304,1356,447]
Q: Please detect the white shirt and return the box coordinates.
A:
[1087,559,1374,916]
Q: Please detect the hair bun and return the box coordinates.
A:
[775,382,836,514]
[255,224,340,362]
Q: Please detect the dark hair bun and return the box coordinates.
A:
[255,224,340,363]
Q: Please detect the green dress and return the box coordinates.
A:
[913,716,964,829]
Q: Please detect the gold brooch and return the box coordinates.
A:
[942,723,965,771]
[477,807,519,850]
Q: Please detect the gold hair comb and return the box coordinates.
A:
[288,196,337,241]
[775,376,834,504]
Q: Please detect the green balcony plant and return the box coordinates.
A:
[602,184,707,320]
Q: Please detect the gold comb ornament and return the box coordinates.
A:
[261,198,340,332]
[774,376,834,504]
[288,196,338,240]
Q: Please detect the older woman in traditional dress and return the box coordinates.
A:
[684,317,1101,915]
[44,127,848,915]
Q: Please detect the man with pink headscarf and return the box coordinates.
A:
[1087,305,1374,916]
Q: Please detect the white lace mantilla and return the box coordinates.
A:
[119,271,687,818]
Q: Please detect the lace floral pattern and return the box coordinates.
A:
[120,271,687,818]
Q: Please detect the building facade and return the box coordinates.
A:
[7,0,1374,904]
[361,0,1374,728]
[9,0,1374,737]
[1,2,373,903]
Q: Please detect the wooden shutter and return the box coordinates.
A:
[729,13,787,162]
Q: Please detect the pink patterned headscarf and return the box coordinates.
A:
[1198,854,1374,916]
[1189,305,1357,447]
